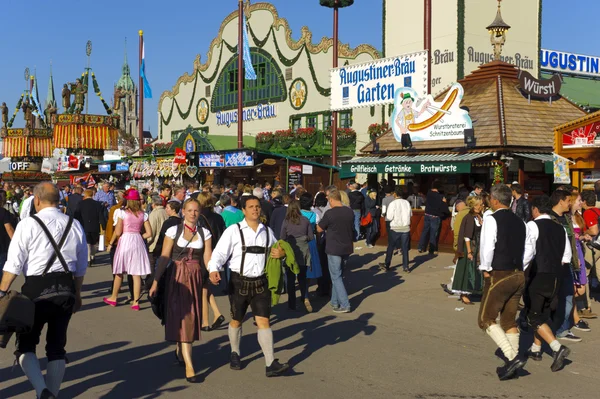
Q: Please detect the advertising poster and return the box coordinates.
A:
[553,154,571,184]
[390,82,472,143]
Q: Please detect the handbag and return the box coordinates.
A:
[0,291,36,336]
[98,233,106,252]
[360,212,373,227]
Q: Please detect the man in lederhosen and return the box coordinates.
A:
[522,195,572,372]
[477,184,527,380]
[208,195,289,377]
[0,182,88,399]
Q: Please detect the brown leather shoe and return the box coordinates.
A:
[579,308,598,319]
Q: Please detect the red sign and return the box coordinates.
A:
[68,154,80,169]
[289,165,301,173]
[562,121,600,148]
[174,148,187,164]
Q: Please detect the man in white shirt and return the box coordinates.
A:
[0,182,88,399]
[208,195,289,377]
[522,195,572,372]
[380,186,412,272]
[477,184,528,381]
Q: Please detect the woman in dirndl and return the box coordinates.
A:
[451,195,484,305]
[149,198,212,383]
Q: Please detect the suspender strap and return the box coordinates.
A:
[31,215,74,276]
[236,223,270,277]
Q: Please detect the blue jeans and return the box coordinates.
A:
[327,254,351,310]
[353,210,361,241]
[555,267,575,336]
[385,231,410,270]
[418,215,441,253]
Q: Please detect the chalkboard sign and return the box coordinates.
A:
[288,165,302,192]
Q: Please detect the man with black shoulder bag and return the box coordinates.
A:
[0,182,88,399]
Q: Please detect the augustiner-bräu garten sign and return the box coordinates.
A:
[342,162,471,174]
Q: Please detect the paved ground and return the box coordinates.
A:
[1,246,600,399]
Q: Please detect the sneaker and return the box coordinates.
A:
[367,244,374,248]
[266,359,290,377]
[40,389,56,399]
[333,307,351,314]
[550,345,571,372]
[558,331,582,342]
[230,352,242,370]
[573,320,591,332]
[378,262,388,270]
[526,350,543,362]
[578,309,598,319]
[304,298,313,313]
[330,303,340,310]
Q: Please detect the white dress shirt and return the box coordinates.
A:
[19,196,34,220]
[478,209,526,272]
[385,198,412,232]
[522,215,572,271]
[4,207,88,277]
[208,219,276,277]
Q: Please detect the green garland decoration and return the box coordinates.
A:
[370,106,375,117]
[457,0,465,80]
[90,73,112,115]
[7,95,24,128]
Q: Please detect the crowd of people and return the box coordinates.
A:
[1,177,600,396]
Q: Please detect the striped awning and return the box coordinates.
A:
[343,152,492,165]
[3,137,53,158]
[54,124,119,150]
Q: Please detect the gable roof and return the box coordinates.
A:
[365,61,587,154]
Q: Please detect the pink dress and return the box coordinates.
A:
[113,211,151,276]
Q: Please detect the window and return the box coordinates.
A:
[307,115,317,128]
[339,111,351,128]
[292,118,301,132]
[212,48,286,112]
[323,114,332,130]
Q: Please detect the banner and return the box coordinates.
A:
[391,82,472,142]
[71,172,96,188]
[330,51,428,111]
[553,154,571,184]
[342,162,471,175]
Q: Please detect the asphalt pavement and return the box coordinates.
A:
[1,246,599,399]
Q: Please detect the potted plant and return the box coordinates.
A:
[274,129,294,149]
[256,131,275,150]
[296,127,317,149]
[368,122,391,141]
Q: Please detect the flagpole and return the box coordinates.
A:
[237,0,243,149]
[138,30,144,156]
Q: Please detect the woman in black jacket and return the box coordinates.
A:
[365,189,381,248]
[195,192,225,331]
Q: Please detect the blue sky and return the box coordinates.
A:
[0,0,595,136]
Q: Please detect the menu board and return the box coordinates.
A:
[197,151,254,168]
[288,165,302,192]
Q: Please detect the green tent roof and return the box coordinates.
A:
[542,72,600,109]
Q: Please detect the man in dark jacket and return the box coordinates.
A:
[417,182,450,255]
[74,189,107,266]
[270,194,289,240]
[348,183,365,241]
[66,186,83,217]
[254,187,273,227]
[511,184,531,223]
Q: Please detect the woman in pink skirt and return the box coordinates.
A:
[104,189,152,310]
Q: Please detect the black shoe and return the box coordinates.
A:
[201,326,212,332]
[403,267,411,273]
[174,350,185,367]
[211,315,225,330]
[440,283,453,295]
[497,355,527,381]
[186,375,200,383]
[526,350,543,362]
[39,389,56,399]
[551,345,571,372]
[230,352,242,370]
[266,359,290,377]
[378,263,389,271]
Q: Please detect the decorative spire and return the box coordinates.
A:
[486,0,511,61]
[116,38,135,92]
[46,60,57,108]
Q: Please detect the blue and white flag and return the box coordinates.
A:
[242,14,256,80]
[140,42,153,99]
[31,80,44,121]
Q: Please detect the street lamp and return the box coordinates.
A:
[320,0,353,167]
[486,0,511,61]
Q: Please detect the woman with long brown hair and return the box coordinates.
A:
[149,198,212,383]
[281,200,314,312]
[104,189,153,310]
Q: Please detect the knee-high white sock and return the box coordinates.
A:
[228,325,242,355]
[486,325,517,361]
[46,359,66,397]
[19,353,47,397]
[257,328,275,367]
[506,333,520,355]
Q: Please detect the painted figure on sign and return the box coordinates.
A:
[62,84,71,110]
[70,78,88,114]
[291,80,306,108]
[394,93,429,149]
[22,98,33,129]
[44,103,58,128]
[1,102,8,129]
[114,87,125,111]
